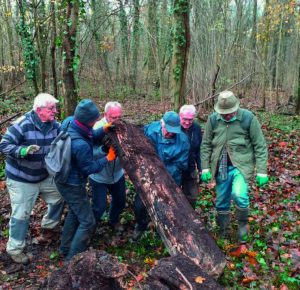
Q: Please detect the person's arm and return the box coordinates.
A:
[0,122,25,158]
[195,124,202,171]
[92,127,105,142]
[249,116,268,175]
[200,117,213,171]
[74,141,109,176]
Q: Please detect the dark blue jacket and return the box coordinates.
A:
[61,117,108,185]
[182,122,202,176]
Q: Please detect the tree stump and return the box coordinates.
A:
[108,121,226,278]
[43,250,127,290]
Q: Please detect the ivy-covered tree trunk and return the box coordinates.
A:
[117,0,129,86]
[62,0,80,117]
[171,0,190,111]
[50,1,58,99]
[17,0,39,95]
[3,0,16,86]
[33,0,47,92]
[131,0,140,91]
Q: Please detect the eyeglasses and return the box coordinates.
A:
[181,117,193,122]
[42,106,57,112]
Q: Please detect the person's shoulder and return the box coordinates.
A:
[147,121,160,131]
[192,121,201,130]
[93,117,106,129]
[178,130,189,142]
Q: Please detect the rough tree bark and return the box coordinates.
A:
[62,0,79,117]
[108,121,226,278]
[144,254,224,289]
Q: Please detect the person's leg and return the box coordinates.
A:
[231,169,249,243]
[181,171,199,207]
[133,193,149,240]
[215,171,233,238]
[6,178,40,263]
[90,178,108,222]
[56,183,79,257]
[108,176,126,225]
[39,176,64,229]
[58,183,96,261]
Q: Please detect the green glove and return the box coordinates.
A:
[256,174,269,187]
[201,169,212,183]
[20,145,40,158]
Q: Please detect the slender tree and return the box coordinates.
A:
[62,0,80,116]
[171,0,190,110]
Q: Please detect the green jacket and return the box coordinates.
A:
[201,108,268,181]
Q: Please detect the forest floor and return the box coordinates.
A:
[0,94,299,289]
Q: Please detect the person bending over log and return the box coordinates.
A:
[133,111,190,240]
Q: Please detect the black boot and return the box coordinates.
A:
[236,206,249,243]
[216,211,230,238]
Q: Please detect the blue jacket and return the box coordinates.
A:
[0,110,59,183]
[182,122,202,176]
[144,121,190,185]
[61,117,108,185]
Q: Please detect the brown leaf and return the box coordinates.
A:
[195,276,206,284]
[229,245,248,258]
[0,181,6,191]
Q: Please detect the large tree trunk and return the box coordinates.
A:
[62,0,79,117]
[108,121,226,278]
[171,0,190,110]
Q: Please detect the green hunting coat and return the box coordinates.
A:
[201,108,268,181]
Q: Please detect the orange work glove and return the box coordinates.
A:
[106,147,116,161]
[103,122,115,133]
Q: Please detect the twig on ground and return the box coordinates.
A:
[175,267,193,290]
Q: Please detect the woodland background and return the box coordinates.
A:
[0,0,300,115]
[0,1,299,289]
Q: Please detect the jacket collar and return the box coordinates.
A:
[215,108,242,121]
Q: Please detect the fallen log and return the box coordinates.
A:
[108,121,226,278]
[144,254,224,289]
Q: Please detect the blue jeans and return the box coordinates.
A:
[56,182,96,261]
[215,166,249,211]
[90,176,126,224]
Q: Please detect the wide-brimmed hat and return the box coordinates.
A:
[214,91,240,114]
[163,111,181,134]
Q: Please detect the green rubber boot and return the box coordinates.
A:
[236,206,249,243]
[216,211,230,239]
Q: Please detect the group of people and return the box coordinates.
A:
[0,90,268,265]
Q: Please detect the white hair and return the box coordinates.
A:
[33,93,58,111]
[179,104,196,115]
[104,101,122,113]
